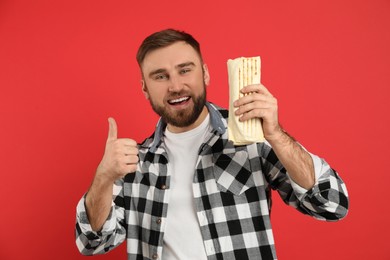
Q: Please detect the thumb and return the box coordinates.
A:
[107,117,118,141]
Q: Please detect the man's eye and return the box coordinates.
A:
[155,74,168,80]
[180,68,191,74]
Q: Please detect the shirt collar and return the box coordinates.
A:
[149,102,226,152]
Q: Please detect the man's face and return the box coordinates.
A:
[140,41,210,132]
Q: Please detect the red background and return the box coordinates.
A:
[1,0,389,259]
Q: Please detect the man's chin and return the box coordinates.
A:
[164,110,196,127]
[150,90,206,128]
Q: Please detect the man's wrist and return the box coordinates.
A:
[265,126,291,145]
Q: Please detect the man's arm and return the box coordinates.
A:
[75,181,126,255]
[234,84,348,220]
[86,117,138,231]
[233,84,315,189]
[75,118,139,255]
[264,129,315,189]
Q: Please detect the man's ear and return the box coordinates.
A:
[141,80,150,100]
[203,64,210,86]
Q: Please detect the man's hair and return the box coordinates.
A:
[136,29,203,67]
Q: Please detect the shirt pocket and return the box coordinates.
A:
[213,150,255,196]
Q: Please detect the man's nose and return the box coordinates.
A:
[168,75,184,92]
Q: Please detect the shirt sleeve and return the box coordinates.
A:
[75,180,127,255]
[298,156,349,221]
[261,142,349,221]
[286,152,324,200]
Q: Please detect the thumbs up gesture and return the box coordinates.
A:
[96,117,139,182]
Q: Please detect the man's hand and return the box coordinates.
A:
[96,117,139,183]
[85,118,139,231]
[234,84,315,189]
[233,84,283,142]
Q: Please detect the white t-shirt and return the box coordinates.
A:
[162,114,211,260]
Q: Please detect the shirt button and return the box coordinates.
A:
[156,219,162,224]
[152,253,158,259]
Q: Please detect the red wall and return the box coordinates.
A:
[1,0,389,259]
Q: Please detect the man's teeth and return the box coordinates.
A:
[169,97,190,104]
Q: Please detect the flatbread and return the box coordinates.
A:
[227,56,265,145]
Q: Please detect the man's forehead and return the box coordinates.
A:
[141,41,201,71]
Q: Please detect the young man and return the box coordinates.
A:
[76,29,349,260]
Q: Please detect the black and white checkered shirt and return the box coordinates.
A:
[76,102,349,260]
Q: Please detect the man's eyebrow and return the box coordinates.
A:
[175,62,195,69]
[148,62,196,78]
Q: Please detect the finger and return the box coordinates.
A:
[234,100,271,115]
[124,155,139,164]
[118,138,138,147]
[113,138,138,147]
[238,108,270,122]
[125,164,137,174]
[107,117,118,141]
[123,146,139,156]
[118,165,137,178]
[116,155,138,166]
[240,84,272,97]
[234,92,268,107]
[120,161,138,172]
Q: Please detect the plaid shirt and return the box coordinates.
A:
[76,102,349,260]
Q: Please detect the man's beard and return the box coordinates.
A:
[148,85,207,128]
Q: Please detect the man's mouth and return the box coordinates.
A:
[168,96,190,105]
